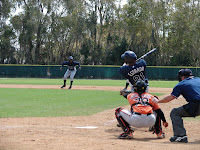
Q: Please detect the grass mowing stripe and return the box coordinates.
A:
[0,88,125,117]
[0,88,163,118]
[0,78,178,88]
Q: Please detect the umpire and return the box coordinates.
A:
[154,68,200,143]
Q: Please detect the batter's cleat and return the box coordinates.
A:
[61,85,65,88]
[118,132,133,139]
[170,136,188,143]
[157,132,165,139]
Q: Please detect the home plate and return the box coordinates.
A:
[75,126,98,129]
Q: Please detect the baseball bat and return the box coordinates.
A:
[136,48,157,61]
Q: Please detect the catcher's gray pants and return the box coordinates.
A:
[63,69,76,81]
[119,109,156,128]
[170,105,200,137]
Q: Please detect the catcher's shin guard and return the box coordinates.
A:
[115,108,132,133]
[154,116,163,134]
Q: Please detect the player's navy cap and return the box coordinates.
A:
[69,56,73,60]
[178,68,193,77]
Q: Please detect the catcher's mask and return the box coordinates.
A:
[121,51,137,64]
[69,56,73,60]
[134,80,147,94]
[177,68,193,82]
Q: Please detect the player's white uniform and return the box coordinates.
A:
[63,66,77,81]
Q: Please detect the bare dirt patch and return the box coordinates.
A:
[0,85,200,150]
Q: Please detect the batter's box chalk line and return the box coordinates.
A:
[104,119,117,125]
[74,126,98,129]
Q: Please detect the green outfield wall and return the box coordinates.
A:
[0,65,200,80]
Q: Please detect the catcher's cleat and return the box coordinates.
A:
[61,85,66,88]
[149,126,154,132]
[156,132,165,139]
[118,132,133,139]
[170,136,188,143]
[117,124,121,127]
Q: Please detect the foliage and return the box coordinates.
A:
[1,0,200,66]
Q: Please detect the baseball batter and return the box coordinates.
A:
[60,56,81,89]
[116,80,168,139]
[120,51,149,93]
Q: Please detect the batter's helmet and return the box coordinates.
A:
[69,56,73,60]
[121,51,137,64]
[134,80,147,94]
[177,68,193,82]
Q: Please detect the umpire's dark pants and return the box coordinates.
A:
[170,104,200,136]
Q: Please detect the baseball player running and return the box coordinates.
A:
[60,56,81,89]
[116,80,168,139]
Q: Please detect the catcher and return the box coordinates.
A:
[116,80,168,139]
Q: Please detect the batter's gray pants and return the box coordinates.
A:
[170,105,200,136]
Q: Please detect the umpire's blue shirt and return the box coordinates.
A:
[171,77,200,102]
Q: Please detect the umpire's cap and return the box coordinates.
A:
[69,56,73,60]
[177,68,193,82]
[178,68,193,77]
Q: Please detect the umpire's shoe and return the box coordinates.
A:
[170,135,188,143]
[118,132,133,139]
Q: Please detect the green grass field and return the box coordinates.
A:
[0,87,162,118]
[0,78,178,88]
[0,78,176,118]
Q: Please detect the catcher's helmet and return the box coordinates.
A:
[121,51,137,64]
[177,68,193,82]
[69,56,73,60]
[134,80,147,94]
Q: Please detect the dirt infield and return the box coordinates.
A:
[0,85,200,150]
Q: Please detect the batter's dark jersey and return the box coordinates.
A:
[61,61,80,70]
[120,59,148,85]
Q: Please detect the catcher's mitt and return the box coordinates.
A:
[120,88,131,95]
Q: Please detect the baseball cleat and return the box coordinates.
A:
[117,124,121,127]
[149,126,154,132]
[170,136,188,143]
[157,132,165,139]
[118,132,133,139]
[68,86,72,89]
[61,85,66,88]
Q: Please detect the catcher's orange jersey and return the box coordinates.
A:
[127,92,160,114]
